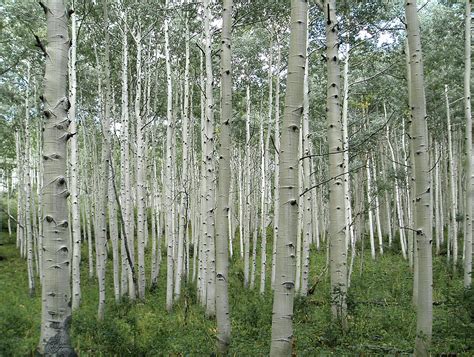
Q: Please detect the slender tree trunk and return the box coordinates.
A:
[134,26,147,301]
[175,7,191,299]
[445,84,458,268]
[271,45,281,288]
[38,1,75,354]
[366,156,376,260]
[94,0,112,320]
[270,1,307,354]
[203,0,216,317]
[325,0,347,328]
[386,121,407,259]
[464,0,472,288]
[69,8,81,310]
[244,85,251,289]
[301,25,312,296]
[406,2,433,355]
[25,62,35,297]
[164,0,175,311]
[260,46,272,294]
[109,156,120,303]
[215,0,233,351]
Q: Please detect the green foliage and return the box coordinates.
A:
[1,232,473,355]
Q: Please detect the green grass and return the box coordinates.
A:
[0,230,473,356]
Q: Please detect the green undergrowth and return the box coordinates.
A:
[0,230,473,356]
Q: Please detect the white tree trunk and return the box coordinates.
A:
[271,45,281,288]
[445,84,458,268]
[164,2,175,311]
[69,9,81,310]
[134,27,147,301]
[406,1,433,354]
[215,0,232,350]
[464,0,472,288]
[325,0,347,328]
[38,1,74,353]
[24,62,35,297]
[270,0,307,354]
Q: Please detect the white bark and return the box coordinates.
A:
[270,0,307,354]
[464,0,472,288]
[134,27,147,301]
[69,9,81,310]
[25,62,35,297]
[406,1,433,354]
[446,84,458,267]
[366,156,376,260]
[325,0,347,328]
[244,85,251,288]
[175,8,191,299]
[271,45,281,288]
[203,0,216,317]
[38,1,74,353]
[215,0,232,350]
[164,2,175,311]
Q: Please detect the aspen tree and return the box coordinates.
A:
[366,156,376,260]
[108,157,120,302]
[69,6,81,310]
[134,25,147,300]
[270,0,307,354]
[260,47,273,294]
[203,0,216,317]
[244,85,251,288]
[199,52,207,302]
[464,0,472,288]
[164,0,175,311]
[15,130,24,255]
[25,62,35,297]
[271,45,281,288]
[445,84,458,266]
[386,122,407,259]
[175,4,191,299]
[7,171,12,237]
[325,0,347,327]
[372,158,383,256]
[341,43,354,253]
[37,0,75,354]
[120,11,134,299]
[405,1,433,354]
[301,25,312,296]
[215,0,232,351]
[95,0,113,320]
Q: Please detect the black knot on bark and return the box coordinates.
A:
[58,177,66,185]
[45,215,54,223]
[290,199,297,206]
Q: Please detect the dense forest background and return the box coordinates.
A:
[0,0,473,355]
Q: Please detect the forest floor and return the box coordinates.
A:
[0,230,473,356]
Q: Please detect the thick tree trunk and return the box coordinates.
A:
[270,0,307,354]
[405,1,433,355]
[215,0,232,351]
[38,1,75,354]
